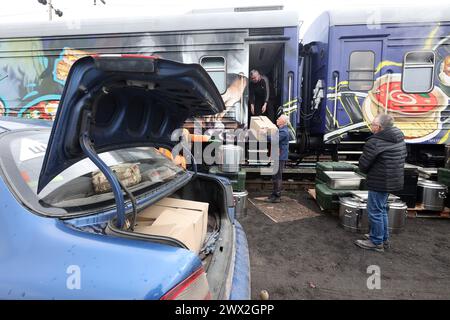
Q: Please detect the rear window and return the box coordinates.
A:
[0,130,185,212]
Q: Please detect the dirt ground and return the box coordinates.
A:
[239,191,450,300]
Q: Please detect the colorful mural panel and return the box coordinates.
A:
[325,26,450,145]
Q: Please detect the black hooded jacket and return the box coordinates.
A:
[358,126,407,192]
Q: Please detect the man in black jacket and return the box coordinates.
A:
[249,69,270,117]
[355,114,407,252]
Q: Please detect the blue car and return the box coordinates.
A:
[0,55,250,299]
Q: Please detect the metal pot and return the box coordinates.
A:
[417,179,447,211]
[218,145,242,173]
[339,197,369,233]
[387,201,407,234]
[339,197,407,234]
[233,190,248,219]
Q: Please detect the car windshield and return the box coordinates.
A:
[1,130,186,210]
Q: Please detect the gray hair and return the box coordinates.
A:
[278,114,289,125]
[374,114,394,129]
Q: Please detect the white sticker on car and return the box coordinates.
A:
[19,138,47,162]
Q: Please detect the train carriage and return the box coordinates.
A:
[0,6,301,142]
[300,6,450,165]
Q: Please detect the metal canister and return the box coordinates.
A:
[233,190,248,219]
[417,179,447,211]
[338,197,369,233]
[387,201,407,234]
[339,196,407,234]
[218,145,242,173]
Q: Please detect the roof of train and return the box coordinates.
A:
[327,6,450,26]
[0,9,300,39]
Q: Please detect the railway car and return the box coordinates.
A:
[299,6,450,166]
[0,6,301,143]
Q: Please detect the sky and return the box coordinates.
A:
[1,0,449,36]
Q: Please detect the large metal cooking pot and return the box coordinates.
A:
[417,179,447,211]
[218,145,242,173]
[339,197,369,233]
[339,197,407,234]
[387,201,407,234]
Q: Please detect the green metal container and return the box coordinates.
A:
[316,162,358,172]
[209,166,247,192]
[315,183,352,211]
[438,167,450,187]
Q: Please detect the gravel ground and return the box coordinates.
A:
[239,191,450,300]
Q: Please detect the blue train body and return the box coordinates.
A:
[299,7,450,162]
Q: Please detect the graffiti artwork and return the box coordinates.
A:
[324,26,450,145]
[362,74,449,142]
[0,41,250,130]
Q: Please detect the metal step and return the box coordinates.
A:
[337,151,363,155]
[338,140,366,144]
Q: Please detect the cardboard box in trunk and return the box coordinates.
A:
[134,198,209,253]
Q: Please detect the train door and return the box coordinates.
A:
[248,42,285,124]
[328,39,383,141]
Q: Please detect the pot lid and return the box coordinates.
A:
[417,179,447,189]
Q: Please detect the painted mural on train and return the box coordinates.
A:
[0,35,249,130]
[325,26,450,145]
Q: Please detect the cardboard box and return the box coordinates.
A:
[250,116,278,140]
[134,198,209,253]
[156,198,209,243]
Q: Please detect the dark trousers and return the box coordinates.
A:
[272,160,285,197]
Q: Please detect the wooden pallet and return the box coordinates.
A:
[307,188,316,200]
[407,204,450,219]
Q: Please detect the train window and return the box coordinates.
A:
[348,51,375,91]
[200,56,226,93]
[402,51,435,93]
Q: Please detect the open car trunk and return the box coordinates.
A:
[34,55,232,298]
[104,173,234,299]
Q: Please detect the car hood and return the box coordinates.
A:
[37,55,224,193]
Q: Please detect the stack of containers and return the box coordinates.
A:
[315,162,362,211]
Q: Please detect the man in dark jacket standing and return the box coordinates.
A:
[356,114,407,252]
[268,114,290,203]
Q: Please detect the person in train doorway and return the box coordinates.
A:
[249,69,270,117]
[355,114,407,252]
[267,114,290,203]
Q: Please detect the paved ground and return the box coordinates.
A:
[239,191,450,300]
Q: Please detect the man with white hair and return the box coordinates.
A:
[268,114,290,203]
[356,114,407,252]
